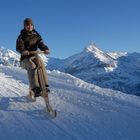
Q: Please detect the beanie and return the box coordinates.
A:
[24,18,34,27]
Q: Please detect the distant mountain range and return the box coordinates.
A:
[48,43,140,96]
[0,44,140,95]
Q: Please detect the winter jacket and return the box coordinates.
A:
[16,29,49,60]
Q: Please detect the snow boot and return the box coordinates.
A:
[32,87,42,97]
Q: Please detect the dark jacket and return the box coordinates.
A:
[16,29,49,60]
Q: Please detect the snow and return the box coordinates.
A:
[0,65,140,140]
[108,52,128,59]
[0,46,20,66]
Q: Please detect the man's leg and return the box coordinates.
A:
[21,57,41,97]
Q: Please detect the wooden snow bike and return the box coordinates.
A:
[28,51,57,117]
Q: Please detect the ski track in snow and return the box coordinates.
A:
[0,65,140,140]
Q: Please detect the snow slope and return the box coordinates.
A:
[0,65,140,140]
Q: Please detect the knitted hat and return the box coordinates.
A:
[24,18,34,27]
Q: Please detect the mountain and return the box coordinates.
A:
[0,46,20,66]
[0,65,140,140]
[48,43,118,73]
[47,44,140,96]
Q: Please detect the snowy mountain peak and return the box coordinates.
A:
[85,43,102,54]
[84,43,116,66]
[0,46,18,58]
[0,46,20,66]
[84,43,111,60]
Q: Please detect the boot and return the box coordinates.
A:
[32,87,42,97]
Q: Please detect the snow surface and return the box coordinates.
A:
[0,65,140,140]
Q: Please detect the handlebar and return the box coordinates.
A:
[29,51,49,55]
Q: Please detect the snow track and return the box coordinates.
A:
[0,66,140,140]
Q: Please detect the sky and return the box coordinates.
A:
[0,0,140,58]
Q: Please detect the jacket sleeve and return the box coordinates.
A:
[16,35,25,54]
[36,34,49,51]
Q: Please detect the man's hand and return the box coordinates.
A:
[22,50,29,56]
[44,50,50,54]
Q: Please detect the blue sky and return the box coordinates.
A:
[0,0,140,58]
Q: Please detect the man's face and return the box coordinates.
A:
[25,24,33,32]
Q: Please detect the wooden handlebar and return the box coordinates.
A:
[29,51,44,55]
[29,51,49,55]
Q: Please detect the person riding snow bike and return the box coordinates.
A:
[16,18,50,97]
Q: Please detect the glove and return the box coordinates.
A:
[44,50,50,54]
[22,50,29,56]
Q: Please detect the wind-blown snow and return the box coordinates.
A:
[0,65,140,140]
